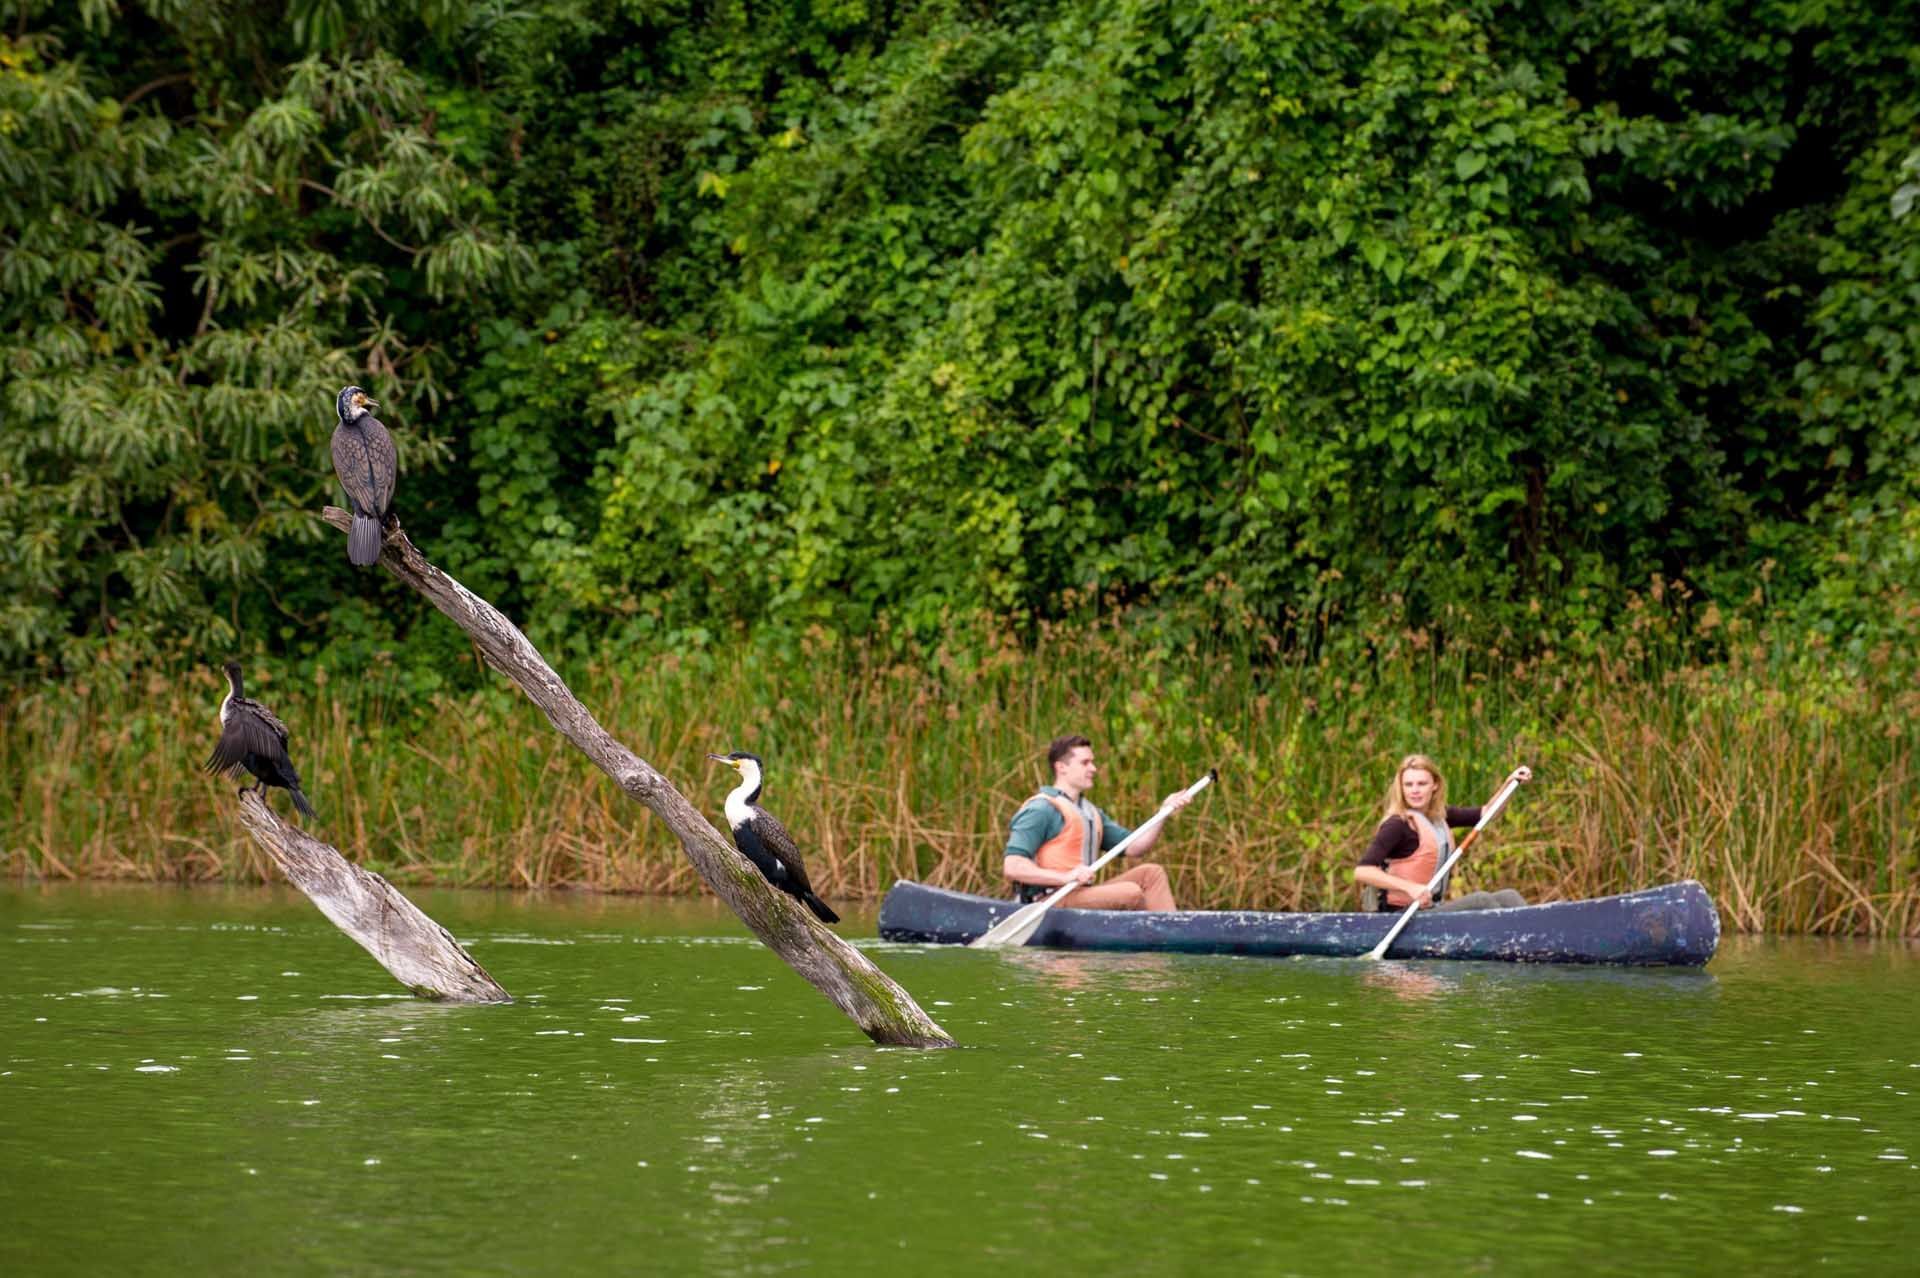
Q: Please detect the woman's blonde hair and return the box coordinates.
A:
[1382,754,1447,822]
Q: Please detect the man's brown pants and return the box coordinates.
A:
[1054,862,1176,911]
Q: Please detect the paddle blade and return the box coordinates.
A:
[968,898,1051,949]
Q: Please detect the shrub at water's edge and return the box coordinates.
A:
[6,610,1913,937]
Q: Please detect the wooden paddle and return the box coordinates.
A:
[1363,768,1527,961]
[970,769,1217,950]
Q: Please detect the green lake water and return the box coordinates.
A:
[2,883,1915,1276]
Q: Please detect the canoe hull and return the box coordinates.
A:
[877,880,1720,966]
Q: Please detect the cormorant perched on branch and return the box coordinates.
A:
[204,662,315,818]
[708,752,839,924]
[330,385,396,567]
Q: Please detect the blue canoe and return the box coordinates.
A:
[877,880,1720,966]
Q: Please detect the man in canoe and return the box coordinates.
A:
[1001,735,1193,910]
[1355,754,1531,912]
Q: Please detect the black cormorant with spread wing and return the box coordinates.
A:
[330,384,396,566]
[708,752,839,924]
[204,662,315,817]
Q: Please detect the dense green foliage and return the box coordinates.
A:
[4,0,1917,680]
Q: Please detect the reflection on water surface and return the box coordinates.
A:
[2,884,1915,1275]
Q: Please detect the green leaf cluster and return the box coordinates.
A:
[4,0,1916,681]
[1,2,528,669]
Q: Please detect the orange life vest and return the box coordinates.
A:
[1030,791,1104,874]
[1384,811,1451,908]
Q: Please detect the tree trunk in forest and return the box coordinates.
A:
[232,788,511,1003]
[320,507,956,1048]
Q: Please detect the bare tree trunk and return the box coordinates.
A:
[232,788,511,1004]
[321,507,955,1048]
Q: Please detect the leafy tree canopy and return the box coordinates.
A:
[3,0,1915,683]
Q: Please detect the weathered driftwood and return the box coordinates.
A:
[232,788,511,1003]
[321,506,955,1048]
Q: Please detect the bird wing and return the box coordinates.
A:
[751,807,818,897]
[203,703,290,775]
[331,419,397,517]
[362,415,396,512]
[239,696,291,745]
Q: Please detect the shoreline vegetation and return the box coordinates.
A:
[7,2,1918,948]
[7,606,1914,938]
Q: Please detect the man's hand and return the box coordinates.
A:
[1067,864,1095,886]
[1159,789,1193,816]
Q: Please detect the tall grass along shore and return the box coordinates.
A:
[6,607,1913,938]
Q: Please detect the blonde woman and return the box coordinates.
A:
[1355,755,1531,913]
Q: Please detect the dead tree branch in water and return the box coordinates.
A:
[320,506,955,1048]
[231,788,511,1003]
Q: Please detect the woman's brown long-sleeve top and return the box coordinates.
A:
[1357,806,1484,869]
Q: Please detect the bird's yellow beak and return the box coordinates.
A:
[706,753,738,769]
[362,396,379,411]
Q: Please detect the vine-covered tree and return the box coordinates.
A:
[3,0,1914,682]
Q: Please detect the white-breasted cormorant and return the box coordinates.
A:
[708,752,839,924]
[204,662,316,817]
[330,385,396,567]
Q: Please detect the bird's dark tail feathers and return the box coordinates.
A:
[803,892,840,925]
[348,511,382,566]
[289,785,316,819]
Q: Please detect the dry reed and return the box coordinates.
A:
[3,619,1914,935]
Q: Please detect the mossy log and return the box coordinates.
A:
[232,788,511,1003]
[320,507,955,1048]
